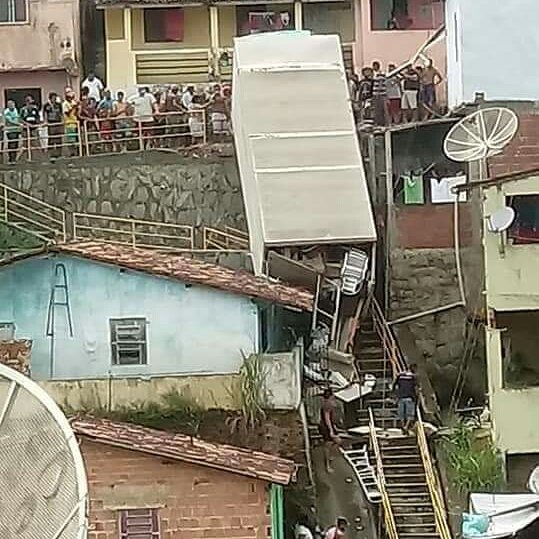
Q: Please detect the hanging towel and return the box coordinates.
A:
[430,175,467,203]
[403,171,425,204]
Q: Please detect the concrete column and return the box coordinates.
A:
[294,1,302,31]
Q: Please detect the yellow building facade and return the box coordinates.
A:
[99,0,355,90]
[482,174,539,470]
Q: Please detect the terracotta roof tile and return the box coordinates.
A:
[72,417,296,485]
[0,340,32,375]
[46,242,313,311]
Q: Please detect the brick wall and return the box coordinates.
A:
[393,204,473,249]
[81,439,271,539]
[489,112,539,177]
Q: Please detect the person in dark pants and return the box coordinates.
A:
[319,388,341,473]
[43,92,64,159]
[3,100,21,164]
[393,363,418,435]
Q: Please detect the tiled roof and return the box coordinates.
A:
[1,242,312,311]
[489,112,539,177]
[0,340,32,375]
[71,417,296,485]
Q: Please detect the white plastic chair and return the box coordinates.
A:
[341,249,369,295]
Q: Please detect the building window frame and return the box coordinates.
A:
[118,508,160,538]
[0,0,29,25]
[110,317,148,366]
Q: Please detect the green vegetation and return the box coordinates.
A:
[236,351,268,429]
[442,421,504,494]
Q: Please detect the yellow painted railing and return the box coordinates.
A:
[416,408,452,539]
[203,226,249,250]
[73,213,195,250]
[0,183,67,242]
[368,408,399,539]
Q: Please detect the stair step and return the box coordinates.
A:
[397,523,436,528]
[384,464,424,468]
[386,482,428,488]
[398,534,439,538]
[395,513,435,518]
[390,500,432,506]
[386,473,426,479]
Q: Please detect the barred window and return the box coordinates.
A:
[118,508,160,538]
[110,317,147,365]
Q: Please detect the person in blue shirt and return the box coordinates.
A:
[3,100,21,164]
[393,363,419,435]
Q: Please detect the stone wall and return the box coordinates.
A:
[390,246,486,406]
[0,150,246,231]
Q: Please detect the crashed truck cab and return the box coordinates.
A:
[232,31,377,397]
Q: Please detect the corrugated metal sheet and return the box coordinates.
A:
[232,32,377,273]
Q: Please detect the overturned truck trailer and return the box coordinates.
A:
[232,31,377,276]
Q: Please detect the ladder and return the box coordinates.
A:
[46,263,73,378]
[311,274,342,344]
[341,445,382,503]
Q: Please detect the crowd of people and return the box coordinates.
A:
[348,59,444,126]
[1,73,232,163]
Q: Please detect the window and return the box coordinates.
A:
[0,321,15,340]
[119,508,160,538]
[4,87,41,110]
[236,4,294,36]
[508,194,539,245]
[0,0,27,23]
[302,2,354,43]
[143,8,184,42]
[110,317,147,365]
[370,0,443,31]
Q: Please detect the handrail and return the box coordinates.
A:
[0,183,67,242]
[371,296,407,377]
[203,226,249,250]
[416,408,452,539]
[73,212,194,250]
[368,408,399,539]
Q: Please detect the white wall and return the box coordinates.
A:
[446,0,539,108]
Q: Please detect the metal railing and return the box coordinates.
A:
[73,213,195,250]
[0,109,232,164]
[203,226,249,250]
[416,408,452,539]
[371,296,407,377]
[368,408,399,539]
[0,183,66,242]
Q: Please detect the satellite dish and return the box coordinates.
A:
[0,363,87,539]
[443,107,519,163]
[528,465,539,494]
[487,206,515,233]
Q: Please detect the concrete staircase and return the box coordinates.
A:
[352,298,452,539]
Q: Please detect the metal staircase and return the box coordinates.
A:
[356,297,452,539]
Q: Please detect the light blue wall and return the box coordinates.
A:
[0,255,259,381]
[446,0,539,107]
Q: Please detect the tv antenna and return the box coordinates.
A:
[444,107,519,412]
[0,363,87,539]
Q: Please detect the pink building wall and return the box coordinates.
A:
[0,0,81,107]
[354,0,447,103]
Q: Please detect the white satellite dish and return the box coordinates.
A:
[0,363,87,539]
[487,206,516,233]
[528,465,539,494]
[443,107,519,163]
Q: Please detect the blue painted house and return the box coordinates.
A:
[0,242,312,381]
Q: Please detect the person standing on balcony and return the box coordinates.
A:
[20,95,41,160]
[3,100,22,164]
[81,72,104,102]
[420,59,443,119]
[401,67,420,122]
[128,86,158,150]
[357,67,374,122]
[371,61,388,126]
[62,88,80,157]
[319,388,341,474]
[386,64,402,124]
[43,93,63,160]
[393,363,418,435]
[181,85,195,110]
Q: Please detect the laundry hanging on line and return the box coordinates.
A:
[430,175,468,203]
[402,171,425,204]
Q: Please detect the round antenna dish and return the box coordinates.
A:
[487,206,515,233]
[443,107,519,162]
[0,363,87,539]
